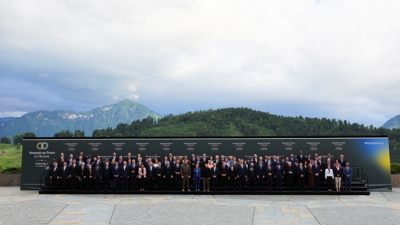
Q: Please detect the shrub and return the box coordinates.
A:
[1,167,21,174]
[391,163,400,174]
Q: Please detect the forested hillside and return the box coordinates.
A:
[92,107,400,162]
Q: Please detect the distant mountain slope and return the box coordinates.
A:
[0,117,15,124]
[0,100,161,137]
[382,115,400,129]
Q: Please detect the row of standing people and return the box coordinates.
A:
[43,152,353,192]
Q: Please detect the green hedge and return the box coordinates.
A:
[391,163,400,174]
[0,167,21,174]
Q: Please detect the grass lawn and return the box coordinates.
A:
[0,144,22,169]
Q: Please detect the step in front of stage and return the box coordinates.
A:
[39,182,370,195]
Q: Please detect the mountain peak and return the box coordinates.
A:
[0,101,161,137]
[382,115,400,129]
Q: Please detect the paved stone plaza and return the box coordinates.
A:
[0,187,400,225]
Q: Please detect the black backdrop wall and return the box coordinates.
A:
[22,137,391,190]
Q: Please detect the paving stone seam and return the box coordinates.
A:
[305,205,321,225]
[46,204,68,224]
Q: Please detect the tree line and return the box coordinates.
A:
[3,107,400,162]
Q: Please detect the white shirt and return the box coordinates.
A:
[325,168,334,178]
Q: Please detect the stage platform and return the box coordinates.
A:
[39,190,370,195]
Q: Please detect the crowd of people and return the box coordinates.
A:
[41,150,354,192]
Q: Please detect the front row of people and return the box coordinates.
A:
[42,158,353,192]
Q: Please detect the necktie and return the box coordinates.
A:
[278,166,280,171]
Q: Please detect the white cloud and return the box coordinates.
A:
[0,0,400,127]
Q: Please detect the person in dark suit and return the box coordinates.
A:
[163,161,173,190]
[339,155,347,168]
[228,163,237,192]
[297,162,306,192]
[274,162,284,191]
[110,152,117,163]
[247,164,256,191]
[77,162,87,191]
[256,161,265,191]
[120,161,129,191]
[103,162,112,191]
[57,152,65,166]
[296,150,304,163]
[265,162,274,191]
[129,160,138,191]
[60,162,70,191]
[92,162,102,191]
[42,163,51,190]
[69,160,78,191]
[147,162,156,190]
[66,154,74,166]
[236,160,247,191]
[219,162,228,191]
[173,160,181,191]
[50,162,60,191]
[162,156,169,168]
[312,160,320,192]
[202,164,211,192]
[285,161,294,191]
[211,163,219,192]
[343,162,353,192]
[112,162,121,191]
[86,165,94,190]
[76,152,87,163]
[156,162,164,190]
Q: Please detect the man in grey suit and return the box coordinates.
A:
[42,163,51,190]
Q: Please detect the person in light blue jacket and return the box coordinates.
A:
[343,162,353,192]
[193,164,202,191]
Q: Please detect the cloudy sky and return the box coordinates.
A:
[1,0,399,127]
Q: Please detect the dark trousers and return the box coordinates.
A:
[86,178,93,190]
[220,176,228,191]
[212,178,218,191]
[140,177,146,189]
[238,176,245,191]
[94,177,101,190]
[298,176,305,191]
[313,175,320,191]
[148,177,155,190]
[249,178,255,191]
[257,177,264,191]
[121,177,128,190]
[104,177,110,191]
[70,176,76,191]
[286,175,294,191]
[229,178,236,191]
[156,176,163,190]
[61,178,68,190]
[78,177,85,190]
[114,177,120,190]
[52,178,58,191]
[344,176,351,191]
[174,175,181,190]
[130,176,136,191]
[194,177,201,190]
[275,177,282,191]
[44,177,50,190]
[266,176,273,191]
[327,177,333,190]
[164,177,171,190]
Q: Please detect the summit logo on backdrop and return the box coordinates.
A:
[36,142,49,150]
